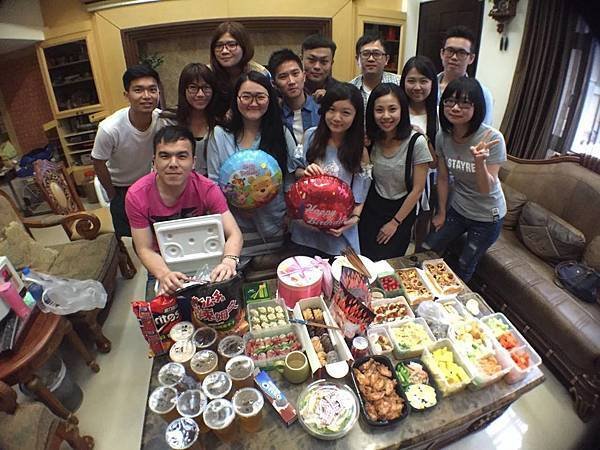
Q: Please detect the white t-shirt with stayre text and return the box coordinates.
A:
[91,107,163,187]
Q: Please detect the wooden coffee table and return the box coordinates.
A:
[140,252,545,449]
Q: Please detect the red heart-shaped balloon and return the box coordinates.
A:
[286,175,355,229]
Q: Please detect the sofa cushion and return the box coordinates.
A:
[501,182,527,229]
[518,202,586,262]
[477,230,600,371]
[583,236,600,272]
[0,221,58,271]
[0,403,58,450]
[48,233,118,281]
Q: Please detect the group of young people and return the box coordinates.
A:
[91,21,507,295]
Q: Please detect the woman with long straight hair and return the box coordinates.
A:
[207,71,296,261]
[359,83,431,260]
[289,82,371,257]
[209,21,269,119]
[173,63,218,175]
[400,55,439,251]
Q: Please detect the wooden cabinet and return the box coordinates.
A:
[355,8,407,76]
[37,32,104,119]
[53,110,103,183]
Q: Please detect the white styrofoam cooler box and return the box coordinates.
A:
[153,214,225,275]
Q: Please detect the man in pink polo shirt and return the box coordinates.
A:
[126,125,243,294]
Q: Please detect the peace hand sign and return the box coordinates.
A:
[470,130,500,163]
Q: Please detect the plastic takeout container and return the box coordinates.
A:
[421,339,473,397]
[375,271,403,298]
[395,358,440,412]
[421,258,465,297]
[243,325,303,369]
[388,317,435,359]
[370,296,414,327]
[247,298,289,336]
[481,313,542,384]
[350,355,410,426]
[395,268,434,306]
[367,326,394,357]
[456,292,493,319]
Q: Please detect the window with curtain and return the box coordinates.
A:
[569,39,600,157]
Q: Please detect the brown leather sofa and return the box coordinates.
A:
[471,155,600,421]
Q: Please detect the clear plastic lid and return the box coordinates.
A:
[170,340,196,363]
[217,335,244,358]
[158,362,186,387]
[190,350,218,374]
[192,327,218,349]
[177,389,208,418]
[202,371,232,399]
[165,417,199,449]
[203,398,235,430]
[170,321,195,342]
[232,387,264,417]
[148,386,177,414]
[225,355,254,380]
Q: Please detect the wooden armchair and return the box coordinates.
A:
[0,189,117,352]
[33,159,136,279]
[0,380,94,450]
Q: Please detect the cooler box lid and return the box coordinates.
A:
[153,215,225,275]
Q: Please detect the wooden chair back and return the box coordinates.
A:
[33,160,84,215]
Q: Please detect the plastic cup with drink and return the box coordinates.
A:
[148,386,179,423]
[190,350,219,383]
[232,387,265,433]
[225,355,255,390]
[203,398,238,443]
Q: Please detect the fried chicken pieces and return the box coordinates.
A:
[353,359,404,422]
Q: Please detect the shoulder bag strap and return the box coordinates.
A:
[404,132,422,193]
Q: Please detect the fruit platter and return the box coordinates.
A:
[375,272,403,297]
[421,340,472,397]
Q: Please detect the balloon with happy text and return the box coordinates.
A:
[286,174,355,229]
[218,150,283,209]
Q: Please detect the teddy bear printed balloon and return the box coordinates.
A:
[219,150,283,209]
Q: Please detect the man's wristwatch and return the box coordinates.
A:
[222,255,240,266]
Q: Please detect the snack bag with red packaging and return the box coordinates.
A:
[132,294,182,356]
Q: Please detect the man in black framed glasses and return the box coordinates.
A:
[350,34,401,113]
[439,25,493,124]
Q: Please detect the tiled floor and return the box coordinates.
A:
[26,223,600,449]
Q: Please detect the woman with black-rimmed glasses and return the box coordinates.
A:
[206,71,296,261]
[209,21,270,119]
[424,77,507,282]
[167,63,219,175]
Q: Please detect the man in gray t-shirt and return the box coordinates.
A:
[436,124,506,222]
